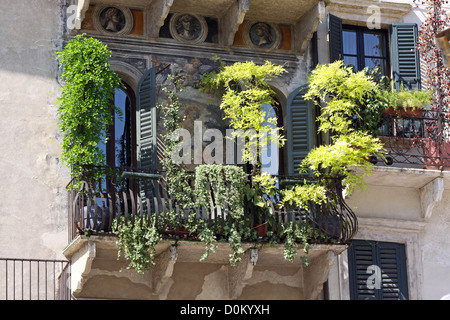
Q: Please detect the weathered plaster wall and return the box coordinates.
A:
[421,190,450,299]
[345,185,422,221]
[0,0,69,260]
[335,174,450,300]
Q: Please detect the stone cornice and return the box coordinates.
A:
[327,0,412,25]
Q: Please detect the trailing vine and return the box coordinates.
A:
[112,215,161,275]
[158,73,195,210]
[194,164,248,265]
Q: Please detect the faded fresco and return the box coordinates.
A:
[154,55,230,170]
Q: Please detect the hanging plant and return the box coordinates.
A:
[194,164,248,265]
[194,164,247,220]
[55,34,124,187]
[112,215,162,275]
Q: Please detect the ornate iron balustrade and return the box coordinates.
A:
[67,167,357,246]
[371,110,450,169]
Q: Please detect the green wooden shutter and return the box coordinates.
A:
[136,67,157,170]
[328,14,343,63]
[286,86,314,176]
[348,240,409,300]
[391,23,421,90]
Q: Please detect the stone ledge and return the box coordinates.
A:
[63,235,347,299]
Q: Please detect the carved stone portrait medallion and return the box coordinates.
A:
[93,5,134,36]
[244,21,281,50]
[169,13,208,44]
[100,7,125,32]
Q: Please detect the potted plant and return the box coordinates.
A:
[380,85,432,117]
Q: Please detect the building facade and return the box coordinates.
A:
[0,0,449,300]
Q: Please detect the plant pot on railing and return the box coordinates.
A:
[163,226,192,239]
[254,222,269,239]
[383,105,423,118]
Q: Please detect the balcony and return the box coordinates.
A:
[371,110,450,170]
[64,166,353,299]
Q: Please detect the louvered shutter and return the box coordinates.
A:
[286,86,314,176]
[391,24,421,90]
[348,240,409,300]
[136,67,157,170]
[328,14,343,63]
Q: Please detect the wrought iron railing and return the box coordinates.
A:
[67,167,357,246]
[371,110,450,169]
[0,258,71,300]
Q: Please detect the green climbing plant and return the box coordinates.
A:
[55,34,124,186]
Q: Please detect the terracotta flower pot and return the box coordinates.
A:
[383,106,423,117]
[254,223,268,239]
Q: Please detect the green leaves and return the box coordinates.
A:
[305,60,379,135]
[158,74,194,209]
[112,215,162,274]
[201,60,286,165]
[55,34,124,183]
[194,164,247,220]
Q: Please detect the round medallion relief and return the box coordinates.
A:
[93,5,134,36]
[244,21,281,50]
[169,13,208,44]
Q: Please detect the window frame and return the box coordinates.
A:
[342,24,391,76]
[106,82,137,170]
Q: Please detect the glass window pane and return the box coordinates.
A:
[343,30,357,55]
[364,57,387,75]
[344,55,358,71]
[261,103,279,177]
[364,32,386,58]
[114,89,131,168]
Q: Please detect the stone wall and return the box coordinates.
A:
[0,0,69,260]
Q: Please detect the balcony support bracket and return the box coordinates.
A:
[152,245,178,295]
[294,0,326,56]
[227,248,258,299]
[303,250,337,300]
[222,0,249,49]
[73,0,90,30]
[70,240,96,297]
[147,0,174,40]
[420,176,444,220]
